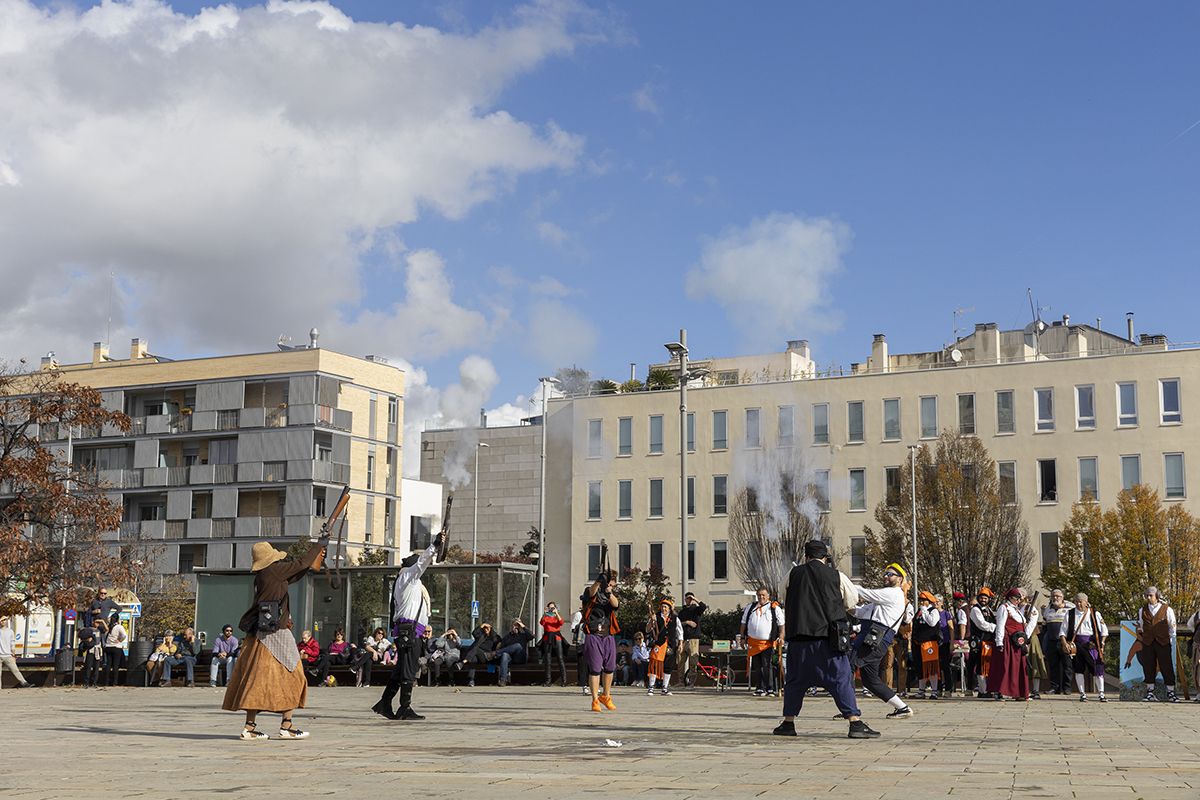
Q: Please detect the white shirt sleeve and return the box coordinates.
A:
[774,603,786,636]
[1095,611,1109,639]
[839,572,859,612]
[1167,606,1177,638]
[919,606,939,626]
[955,608,967,627]
[970,605,997,633]
[855,586,894,606]
[674,617,684,640]
[1024,605,1039,638]
[994,604,1009,647]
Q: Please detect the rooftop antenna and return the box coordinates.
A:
[952,306,975,342]
[1026,288,1050,358]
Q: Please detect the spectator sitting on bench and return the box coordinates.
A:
[298,629,322,681]
[615,639,632,686]
[148,629,176,685]
[461,622,501,687]
[495,619,534,687]
[416,627,434,682]
[357,628,391,688]
[161,628,200,687]
[631,632,650,688]
[316,629,353,685]
[428,629,462,686]
[210,625,238,688]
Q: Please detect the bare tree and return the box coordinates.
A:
[864,431,1033,597]
[728,476,829,601]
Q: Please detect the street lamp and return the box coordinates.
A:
[908,444,920,608]
[471,441,490,621]
[664,330,690,601]
[536,377,561,626]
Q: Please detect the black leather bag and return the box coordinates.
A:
[255,601,280,635]
[393,621,416,648]
[829,619,852,654]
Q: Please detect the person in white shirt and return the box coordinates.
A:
[740,588,785,696]
[1040,590,1070,694]
[989,589,1039,701]
[0,616,33,688]
[1059,592,1109,702]
[853,563,914,719]
[968,588,998,696]
[570,603,588,694]
[102,613,128,687]
[1125,586,1179,703]
[911,592,942,699]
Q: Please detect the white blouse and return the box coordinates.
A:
[993,603,1038,646]
[1063,607,1108,639]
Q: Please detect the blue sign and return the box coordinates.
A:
[128,603,142,618]
[471,600,480,619]
[64,609,77,622]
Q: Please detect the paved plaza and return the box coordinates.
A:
[4,684,1200,799]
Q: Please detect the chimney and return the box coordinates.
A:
[1139,333,1168,351]
[975,322,1001,363]
[870,334,889,373]
[479,408,487,428]
[92,341,109,365]
[1062,314,1070,326]
[850,362,863,375]
[130,338,148,359]
[1126,312,1135,342]
[1067,326,1088,358]
[40,351,58,370]
[309,328,320,349]
[629,363,637,382]
[787,339,811,359]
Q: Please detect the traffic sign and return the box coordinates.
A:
[471,600,480,618]
[128,603,142,618]
[64,609,77,622]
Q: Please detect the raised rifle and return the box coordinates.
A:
[322,486,352,590]
[436,493,454,562]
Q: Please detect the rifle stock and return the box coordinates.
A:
[436,494,453,562]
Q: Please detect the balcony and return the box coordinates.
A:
[213,464,237,484]
[165,467,189,487]
[166,521,186,539]
[37,423,61,442]
[233,516,284,538]
[313,461,350,484]
[212,519,233,538]
[266,408,288,428]
[263,461,287,482]
[217,410,239,431]
[99,468,142,490]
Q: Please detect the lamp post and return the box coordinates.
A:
[665,330,690,601]
[908,444,919,608]
[471,441,490,620]
[536,377,559,625]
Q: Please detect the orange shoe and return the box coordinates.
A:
[599,694,616,711]
[591,698,603,713]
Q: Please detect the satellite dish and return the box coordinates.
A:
[1035,320,1047,334]
[950,348,963,363]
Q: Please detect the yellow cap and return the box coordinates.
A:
[885,563,907,579]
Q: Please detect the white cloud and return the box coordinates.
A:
[529,275,573,297]
[631,81,660,116]
[686,213,850,348]
[536,220,570,247]
[525,299,598,368]
[0,0,593,363]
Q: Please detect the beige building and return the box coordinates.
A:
[545,319,1198,609]
[8,337,405,586]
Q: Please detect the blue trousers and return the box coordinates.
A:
[782,638,861,719]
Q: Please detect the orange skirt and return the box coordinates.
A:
[221,635,307,713]
[649,645,667,678]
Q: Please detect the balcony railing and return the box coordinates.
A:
[166,467,189,487]
[99,468,142,490]
[37,423,61,442]
[119,521,141,538]
[212,519,233,538]
[266,408,288,428]
[170,414,193,433]
[166,521,186,539]
[263,461,287,482]
[217,410,239,431]
[213,464,237,484]
[261,516,284,537]
[313,461,350,484]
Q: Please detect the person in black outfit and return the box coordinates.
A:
[461,623,502,686]
[772,539,880,740]
[77,624,103,687]
[676,593,707,687]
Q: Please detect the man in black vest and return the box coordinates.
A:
[772,540,880,740]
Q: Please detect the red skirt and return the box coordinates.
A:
[988,617,1030,698]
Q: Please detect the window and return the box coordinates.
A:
[409,515,432,549]
[716,370,738,386]
[618,543,632,577]
[1121,455,1141,490]
[883,399,901,441]
[618,480,632,519]
[1040,532,1060,572]
[958,393,976,435]
[712,410,728,450]
[745,408,761,448]
[1035,388,1054,432]
[961,463,977,493]
[387,396,398,425]
[920,396,937,438]
[1161,379,1182,424]
[999,461,1016,505]
[847,401,864,443]
[587,544,602,579]
[1165,453,1186,499]
[587,481,601,520]
[649,478,664,517]
[649,542,663,572]
[364,498,374,542]
[687,541,695,582]
[850,537,866,580]
[1079,457,1098,502]
[1075,385,1095,430]
[687,476,696,517]
[885,466,901,508]
[209,438,238,465]
[1037,459,1057,503]
[996,390,1015,434]
[815,470,830,512]
[812,403,829,445]
[649,415,663,454]
[366,452,375,490]
[713,475,728,515]
[713,541,728,581]
[618,417,632,456]
[313,493,327,518]
[1118,382,1138,426]
[849,468,866,511]
[588,419,603,458]
[778,406,794,446]
[687,412,696,453]
[178,544,207,574]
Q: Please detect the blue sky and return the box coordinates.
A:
[5,1,1200,434]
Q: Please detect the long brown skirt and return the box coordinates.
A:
[222,635,307,713]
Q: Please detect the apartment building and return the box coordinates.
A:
[12,337,404,584]
[544,318,1199,609]
[419,422,543,555]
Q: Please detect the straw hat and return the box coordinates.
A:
[251,541,287,572]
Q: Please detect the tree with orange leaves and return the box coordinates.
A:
[0,363,150,617]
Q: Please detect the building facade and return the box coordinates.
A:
[544,321,1199,609]
[10,338,405,586]
[419,422,543,556]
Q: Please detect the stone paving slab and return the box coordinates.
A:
[3,685,1200,799]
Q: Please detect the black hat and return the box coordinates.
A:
[803,539,829,559]
[400,552,420,568]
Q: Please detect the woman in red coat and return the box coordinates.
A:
[988,589,1038,700]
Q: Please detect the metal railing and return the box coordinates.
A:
[261,517,284,537]
[170,414,193,433]
[217,410,239,431]
[212,519,233,538]
[166,521,186,539]
[266,409,288,428]
[37,423,61,442]
[99,468,142,490]
[213,464,237,484]
[120,521,141,538]
[313,461,350,484]
[263,461,287,482]
[166,467,189,487]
